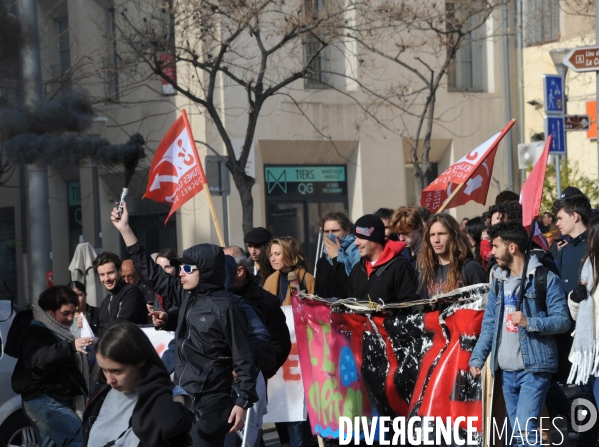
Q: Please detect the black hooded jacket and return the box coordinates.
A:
[98,278,147,334]
[82,364,193,447]
[231,275,291,377]
[128,242,258,407]
[8,310,88,401]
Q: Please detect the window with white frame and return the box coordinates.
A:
[446,2,486,92]
[56,17,70,74]
[304,0,329,89]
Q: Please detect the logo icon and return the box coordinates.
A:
[355,226,375,237]
[571,398,598,432]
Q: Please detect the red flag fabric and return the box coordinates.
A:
[420,120,515,213]
[520,136,552,227]
[143,110,207,224]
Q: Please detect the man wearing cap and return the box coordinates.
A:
[111,204,258,447]
[333,214,420,304]
[244,227,272,280]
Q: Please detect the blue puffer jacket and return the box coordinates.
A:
[469,257,571,377]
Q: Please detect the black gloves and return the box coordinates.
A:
[570,283,589,304]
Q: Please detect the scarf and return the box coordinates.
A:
[568,258,599,385]
[326,234,361,276]
[32,303,90,418]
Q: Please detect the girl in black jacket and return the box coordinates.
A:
[82,320,193,447]
[11,286,93,447]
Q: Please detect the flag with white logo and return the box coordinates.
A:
[420,120,515,213]
[144,110,207,224]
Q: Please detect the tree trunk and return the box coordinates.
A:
[230,168,256,237]
[414,169,427,201]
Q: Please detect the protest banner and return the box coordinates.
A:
[263,305,307,423]
[141,327,175,358]
[292,284,489,444]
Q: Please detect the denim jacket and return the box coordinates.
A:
[469,257,570,377]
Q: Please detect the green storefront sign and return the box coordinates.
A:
[265,165,347,197]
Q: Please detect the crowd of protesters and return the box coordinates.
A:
[4,184,599,447]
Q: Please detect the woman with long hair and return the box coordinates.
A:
[264,236,315,305]
[418,214,488,299]
[11,286,93,447]
[82,320,193,447]
[68,280,101,336]
[263,237,315,447]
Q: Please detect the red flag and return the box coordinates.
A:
[520,136,552,227]
[519,136,552,251]
[144,110,207,224]
[420,120,515,213]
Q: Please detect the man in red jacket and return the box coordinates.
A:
[334,214,420,304]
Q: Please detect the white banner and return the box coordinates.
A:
[141,327,175,358]
[263,306,306,423]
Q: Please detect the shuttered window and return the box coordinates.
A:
[525,0,560,46]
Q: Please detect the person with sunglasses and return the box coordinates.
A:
[110,202,258,447]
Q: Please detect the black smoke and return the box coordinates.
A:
[4,132,146,175]
[2,94,146,185]
[1,93,94,137]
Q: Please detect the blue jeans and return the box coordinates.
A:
[287,420,315,447]
[22,395,83,447]
[502,370,551,446]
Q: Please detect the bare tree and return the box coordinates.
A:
[342,0,507,196]
[106,0,352,234]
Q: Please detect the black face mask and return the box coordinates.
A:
[388,233,400,242]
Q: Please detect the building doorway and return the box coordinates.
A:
[264,165,348,271]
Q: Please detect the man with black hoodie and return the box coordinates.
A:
[224,245,291,378]
[93,252,147,334]
[111,203,258,447]
[334,214,420,303]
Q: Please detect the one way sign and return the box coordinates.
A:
[564,115,591,131]
[545,116,566,154]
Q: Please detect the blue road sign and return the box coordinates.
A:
[544,116,566,155]
[543,75,564,115]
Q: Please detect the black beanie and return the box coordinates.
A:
[244,227,272,245]
[353,214,385,244]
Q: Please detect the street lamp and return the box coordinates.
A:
[549,48,570,198]
[550,48,570,80]
[89,117,107,253]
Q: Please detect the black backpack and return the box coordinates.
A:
[493,265,550,312]
[493,265,573,381]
